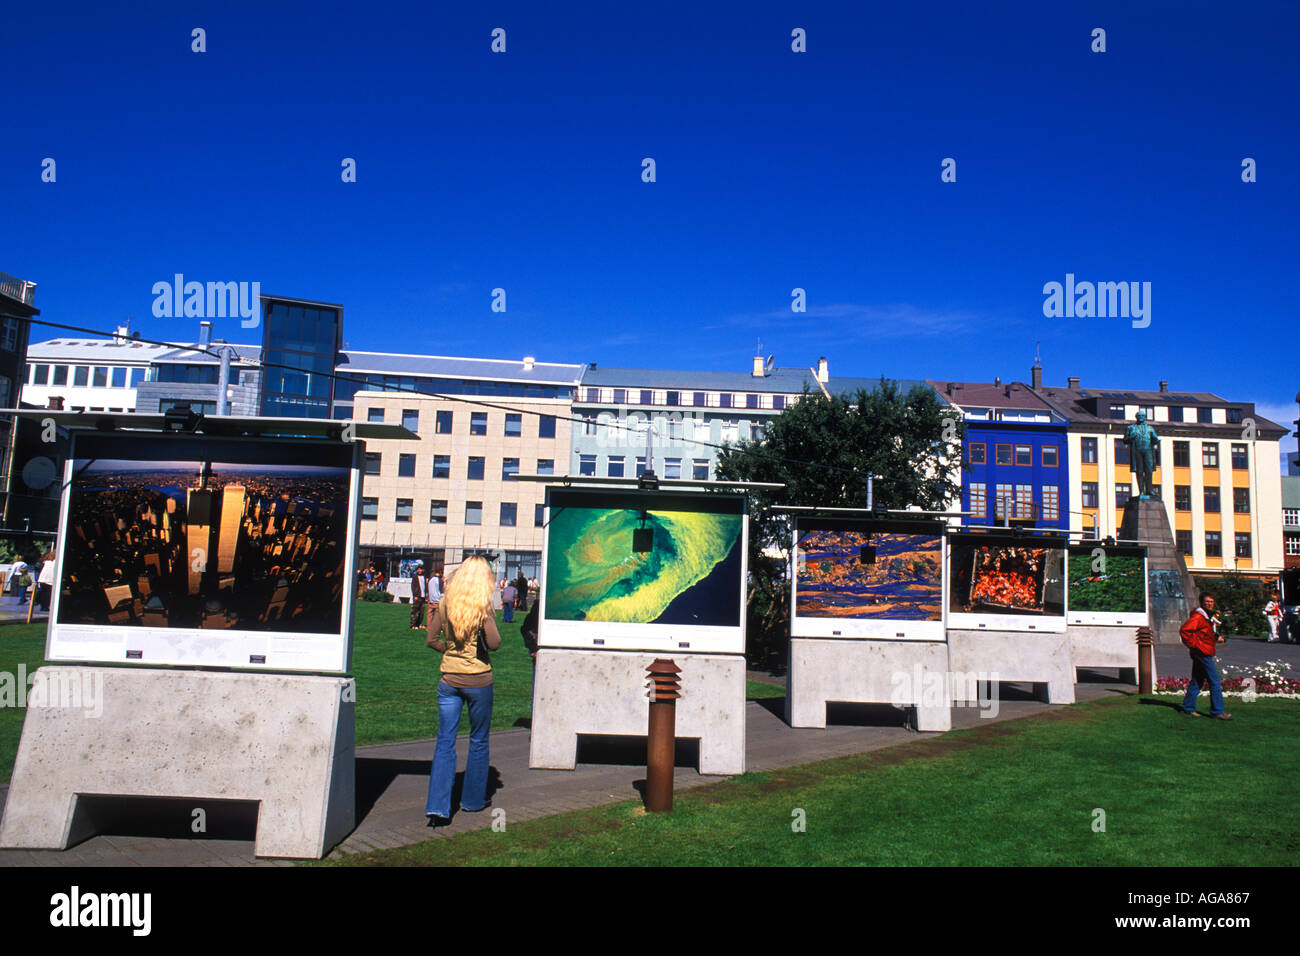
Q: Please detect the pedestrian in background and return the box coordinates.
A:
[1264,590,1282,643]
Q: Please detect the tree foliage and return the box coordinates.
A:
[715,380,963,669]
[1194,572,1269,638]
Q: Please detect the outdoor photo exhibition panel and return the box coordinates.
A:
[538,487,748,655]
[1065,543,1149,628]
[46,431,362,674]
[791,517,947,641]
[946,532,1068,634]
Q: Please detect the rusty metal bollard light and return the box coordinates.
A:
[645,658,682,813]
[1136,626,1154,694]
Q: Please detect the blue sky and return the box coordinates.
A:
[4,0,1297,433]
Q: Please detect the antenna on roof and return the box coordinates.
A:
[1034,340,1041,366]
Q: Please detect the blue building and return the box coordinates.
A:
[930,374,1071,531]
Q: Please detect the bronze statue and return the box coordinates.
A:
[1124,411,1159,499]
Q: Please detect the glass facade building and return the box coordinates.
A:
[259,296,342,419]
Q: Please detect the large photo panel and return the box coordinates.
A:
[791,518,946,640]
[1066,543,1149,627]
[539,487,747,654]
[947,532,1068,633]
[48,431,361,673]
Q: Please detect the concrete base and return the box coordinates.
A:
[0,666,355,859]
[529,648,745,776]
[1121,498,1194,645]
[786,638,951,732]
[947,629,1075,704]
[1069,625,1156,685]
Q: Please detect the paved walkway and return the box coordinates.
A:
[2,637,1293,867]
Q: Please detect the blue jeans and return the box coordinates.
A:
[425,680,493,817]
[503,604,514,623]
[1182,653,1225,716]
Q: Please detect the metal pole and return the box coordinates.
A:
[215,345,233,415]
[645,658,682,812]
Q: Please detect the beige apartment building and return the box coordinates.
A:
[352,390,573,580]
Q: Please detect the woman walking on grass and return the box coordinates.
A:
[424,556,501,825]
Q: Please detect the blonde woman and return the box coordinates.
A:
[424,557,502,824]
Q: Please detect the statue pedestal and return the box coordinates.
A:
[1120,498,1194,645]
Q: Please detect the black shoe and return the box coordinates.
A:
[426,814,451,828]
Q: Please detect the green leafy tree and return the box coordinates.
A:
[715,380,963,669]
[1195,572,1268,638]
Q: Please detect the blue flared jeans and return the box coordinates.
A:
[1181,652,1225,716]
[426,680,493,817]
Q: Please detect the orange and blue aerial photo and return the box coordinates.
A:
[796,531,942,621]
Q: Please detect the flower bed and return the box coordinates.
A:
[1154,660,1300,700]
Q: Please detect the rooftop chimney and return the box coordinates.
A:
[752,355,765,377]
[47,396,64,411]
[199,320,213,348]
[1031,363,1042,389]
[1158,380,1168,393]
[994,376,1001,386]
[1067,377,1080,389]
[816,357,829,384]
[522,355,535,372]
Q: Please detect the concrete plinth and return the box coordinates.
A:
[1121,498,1194,645]
[1068,625,1156,684]
[0,666,355,859]
[786,638,951,732]
[946,629,1075,704]
[529,648,745,776]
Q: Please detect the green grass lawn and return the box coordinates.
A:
[0,602,782,781]
[318,694,1300,867]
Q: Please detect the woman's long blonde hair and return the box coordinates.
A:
[442,556,494,645]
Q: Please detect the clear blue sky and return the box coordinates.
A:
[4,0,1297,432]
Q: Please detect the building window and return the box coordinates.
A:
[1197,406,1213,424]
[612,389,627,405]
[465,501,482,525]
[1235,532,1251,558]
[538,415,556,439]
[582,417,597,437]
[0,375,10,407]
[93,367,108,387]
[1109,403,1125,419]
[664,458,682,479]
[579,455,596,476]
[470,412,487,435]
[1116,487,1132,509]
[666,391,680,406]
[1014,444,1032,466]
[1231,444,1248,470]
[693,459,709,480]
[585,387,600,402]
[1080,482,1099,509]
[395,499,413,522]
[968,443,986,465]
[1168,406,1184,423]
[994,483,1013,519]
[430,500,447,523]
[365,453,381,476]
[774,395,786,410]
[30,364,48,385]
[51,365,68,386]
[1233,488,1250,514]
[635,456,647,477]
[367,407,385,423]
[505,413,522,437]
[995,443,1013,466]
[402,408,419,432]
[1139,405,1155,420]
[607,456,625,478]
[1014,484,1033,519]
[692,391,706,407]
[1174,485,1191,511]
[537,459,554,476]
[719,393,733,409]
[1176,530,1192,555]
[968,482,987,519]
[435,410,453,434]
[398,454,416,478]
[111,367,127,388]
[467,456,485,480]
[361,497,378,520]
[432,455,450,478]
[535,504,545,527]
[1041,486,1059,521]
[0,318,19,351]
[640,389,654,405]
[746,394,759,409]
[1114,438,1130,466]
[502,458,520,481]
[1203,486,1220,512]
[1173,441,1190,467]
[1202,443,1218,468]
[1204,531,1221,557]
[73,366,89,387]
[1285,534,1300,556]
[1284,508,1300,526]
[500,503,517,527]
[1081,437,1098,463]
[1041,445,1059,467]
[1226,408,1243,424]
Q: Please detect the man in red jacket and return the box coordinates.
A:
[1179,594,1232,719]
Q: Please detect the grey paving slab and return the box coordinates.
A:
[0,669,1162,867]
